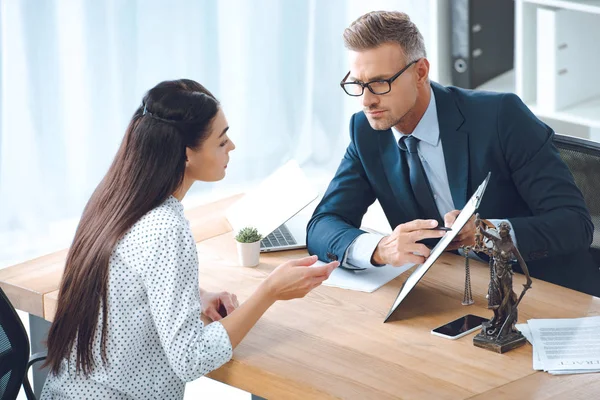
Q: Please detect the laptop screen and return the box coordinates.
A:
[226,160,318,238]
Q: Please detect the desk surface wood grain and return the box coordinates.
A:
[5,194,600,399]
[191,232,600,400]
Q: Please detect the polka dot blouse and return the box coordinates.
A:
[41,196,233,399]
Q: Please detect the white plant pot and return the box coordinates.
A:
[236,240,261,267]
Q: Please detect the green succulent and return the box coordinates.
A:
[235,227,263,243]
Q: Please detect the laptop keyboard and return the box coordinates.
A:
[261,225,297,248]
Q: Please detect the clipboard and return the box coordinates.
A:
[383,172,491,322]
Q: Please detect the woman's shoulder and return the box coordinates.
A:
[125,196,190,244]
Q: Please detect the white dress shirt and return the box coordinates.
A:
[41,196,233,399]
[344,87,517,269]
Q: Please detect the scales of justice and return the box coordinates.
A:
[461,215,533,353]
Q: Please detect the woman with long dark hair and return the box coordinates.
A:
[41,79,338,399]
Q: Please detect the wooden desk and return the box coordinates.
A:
[4,194,600,399]
[45,230,600,399]
[195,233,600,399]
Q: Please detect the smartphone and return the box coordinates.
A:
[430,314,488,340]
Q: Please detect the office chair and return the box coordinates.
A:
[0,286,47,400]
[553,133,600,268]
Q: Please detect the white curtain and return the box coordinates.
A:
[0,0,431,265]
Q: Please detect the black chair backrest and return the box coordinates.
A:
[553,133,600,265]
[0,286,30,400]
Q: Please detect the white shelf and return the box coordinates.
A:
[451,1,600,140]
[523,0,600,15]
[475,69,516,94]
[514,0,600,139]
[475,69,600,129]
[530,96,600,129]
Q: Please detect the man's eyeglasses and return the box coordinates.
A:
[340,59,419,96]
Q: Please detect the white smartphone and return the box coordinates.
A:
[431,314,488,340]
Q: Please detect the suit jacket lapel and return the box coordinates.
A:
[432,82,469,210]
[378,130,420,220]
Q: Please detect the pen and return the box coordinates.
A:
[430,226,452,231]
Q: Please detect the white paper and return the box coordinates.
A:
[528,316,600,373]
[516,323,543,371]
[548,368,600,375]
[312,260,414,293]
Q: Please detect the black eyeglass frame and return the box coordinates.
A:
[340,59,419,96]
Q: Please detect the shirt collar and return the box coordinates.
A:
[164,195,185,215]
[391,86,439,147]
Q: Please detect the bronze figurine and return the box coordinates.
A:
[470,214,533,353]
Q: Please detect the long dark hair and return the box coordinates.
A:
[45,79,220,375]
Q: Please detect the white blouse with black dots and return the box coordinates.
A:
[41,196,233,399]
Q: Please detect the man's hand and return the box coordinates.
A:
[200,289,239,321]
[371,219,446,266]
[444,210,476,251]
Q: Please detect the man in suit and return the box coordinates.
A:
[307,11,600,297]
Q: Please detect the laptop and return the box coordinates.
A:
[225,160,319,252]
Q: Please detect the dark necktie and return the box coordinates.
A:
[398,135,442,224]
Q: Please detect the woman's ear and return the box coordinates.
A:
[185,147,191,163]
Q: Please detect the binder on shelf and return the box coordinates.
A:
[451,0,515,90]
[536,7,600,112]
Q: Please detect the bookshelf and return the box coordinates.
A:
[477,0,600,141]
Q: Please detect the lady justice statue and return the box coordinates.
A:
[470,214,533,353]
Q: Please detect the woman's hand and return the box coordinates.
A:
[262,255,339,301]
[200,289,239,321]
[218,255,338,349]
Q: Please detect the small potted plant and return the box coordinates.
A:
[234,227,263,267]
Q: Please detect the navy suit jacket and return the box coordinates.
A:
[307,82,599,296]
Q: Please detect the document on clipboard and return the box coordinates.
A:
[383,172,491,322]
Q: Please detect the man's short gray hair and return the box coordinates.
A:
[343,11,427,62]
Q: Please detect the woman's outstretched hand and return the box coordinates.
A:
[263,255,338,301]
[219,255,338,349]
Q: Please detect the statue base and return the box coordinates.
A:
[473,330,527,354]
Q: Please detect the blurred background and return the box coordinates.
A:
[0,0,446,267]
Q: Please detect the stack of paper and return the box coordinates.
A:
[312,260,414,293]
[516,316,600,375]
[308,223,414,294]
